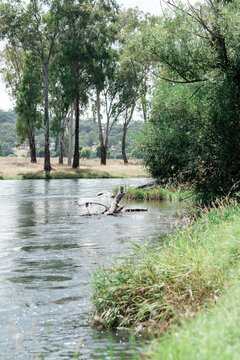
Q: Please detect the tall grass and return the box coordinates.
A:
[147,275,240,359]
[115,186,192,202]
[91,201,240,333]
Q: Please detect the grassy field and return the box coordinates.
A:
[91,200,240,358]
[0,157,148,179]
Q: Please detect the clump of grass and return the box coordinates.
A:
[114,185,192,202]
[20,170,113,180]
[91,201,240,332]
[147,275,240,359]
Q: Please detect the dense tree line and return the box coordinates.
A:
[0,109,143,159]
[0,110,18,156]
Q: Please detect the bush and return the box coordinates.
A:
[80,146,91,159]
[140,79,240,202]
[37,147,44,158]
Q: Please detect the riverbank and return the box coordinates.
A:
[123,185,192,202]
[92,200,240,358]
[0,157,148,179]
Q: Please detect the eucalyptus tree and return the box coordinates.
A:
[59,0,93,169]
[115,8,151,164]
[92,52,123,166]
[15,51,43,163]
[0,0,65,171]
[1,45,43,163]
[49,49,72,165]
[86,0,119,165]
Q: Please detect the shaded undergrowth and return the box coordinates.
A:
[91,201,240,335]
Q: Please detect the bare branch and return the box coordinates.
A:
[149,69,207,84]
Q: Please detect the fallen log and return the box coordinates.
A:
[106,186,125,215]
[77,186,149,216]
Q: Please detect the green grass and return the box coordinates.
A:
[91,201,240,334]
[0,170,116,180]
[147,275,240,360]
[115,185,192,202]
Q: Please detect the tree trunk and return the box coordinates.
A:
[122,123,128,164]
[68,104,73,167]
[96,88,107,166]
[72,94,80,169]
[28,127,37,163]
[141,78,148,122]
[59,130,64,165]
[100,144,107,165]
[43,61,51,172]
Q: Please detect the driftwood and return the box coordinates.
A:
[77,186,148,216]
[123,207,148,212]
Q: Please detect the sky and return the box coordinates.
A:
[0,0,185,111]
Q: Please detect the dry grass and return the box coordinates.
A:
[0,157,148,179]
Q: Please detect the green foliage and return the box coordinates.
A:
[15,51,43,143]
[139,0,240,201]
[0,110,18,155]
[80,146,91,159]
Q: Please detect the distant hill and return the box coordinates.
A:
[79,119,143,159]
[0,109,143,159]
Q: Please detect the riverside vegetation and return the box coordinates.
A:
[92,199,240,359]
[91,0,240,356]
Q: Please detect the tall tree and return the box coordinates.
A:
[1,45,42,163]
[49,49,71,165]
[139,0,240,199]
[0,0,64,171]
[59,0,94,169]
[87,0,119,165]
[115,8,151,163]
[15,51,43,163]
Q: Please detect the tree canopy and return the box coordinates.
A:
[138,0,240,201]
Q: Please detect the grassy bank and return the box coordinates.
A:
[122,185,192,202]
[0,157,148,179]
[146,277,240,359]
[91,201,240,347]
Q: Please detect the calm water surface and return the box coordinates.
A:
[0,179,183,359]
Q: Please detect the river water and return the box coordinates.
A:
[0,179,183,359]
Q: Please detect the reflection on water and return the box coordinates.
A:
[0,179,184,359]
